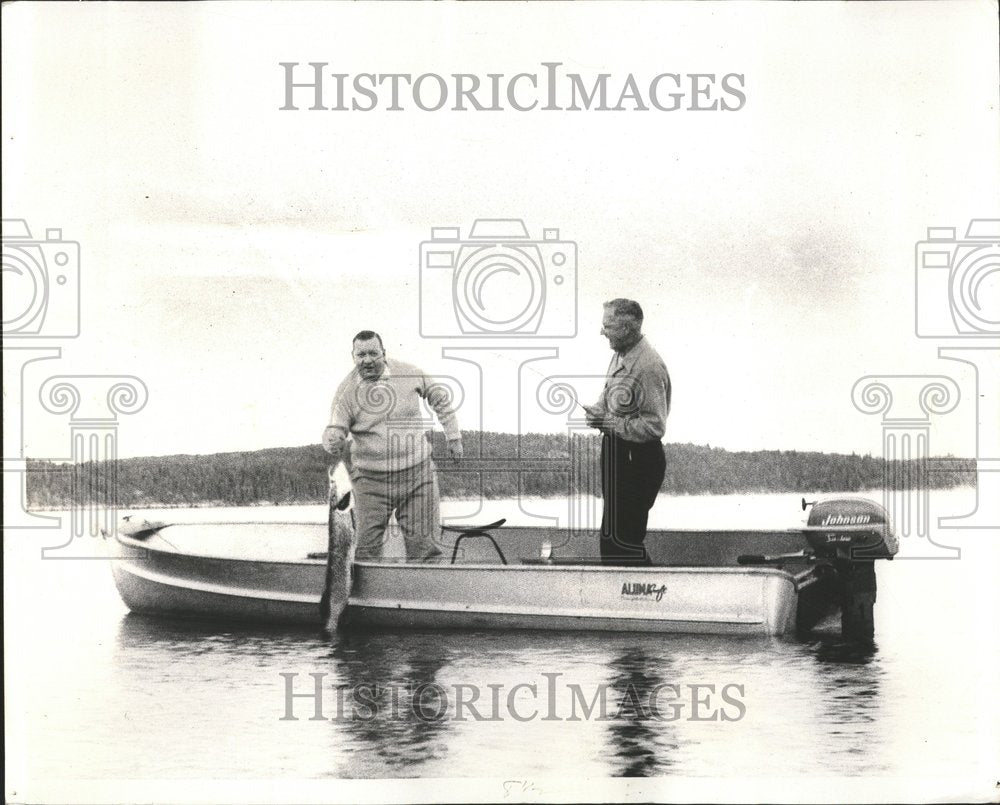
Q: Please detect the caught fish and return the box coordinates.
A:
[320,462,356,632]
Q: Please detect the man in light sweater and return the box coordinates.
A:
[322,330,463,561]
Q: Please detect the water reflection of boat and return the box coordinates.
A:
[102,496,896,639]
[604,646,681,776]
[330,632,453,776]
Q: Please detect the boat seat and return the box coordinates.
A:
[443,520,508,565]
[440,519,506,534]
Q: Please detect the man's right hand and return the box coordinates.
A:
[322,426,346,457]
[583,405,604,430]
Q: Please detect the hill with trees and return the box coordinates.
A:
[25,431,975,509]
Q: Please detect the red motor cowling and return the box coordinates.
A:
[802,497,898,560]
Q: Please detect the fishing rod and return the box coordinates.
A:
[491,354,589,414]
[534,372,586,413]
[447,348,598,418]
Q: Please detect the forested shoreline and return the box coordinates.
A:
[25,431,975,509]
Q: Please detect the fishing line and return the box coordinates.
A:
[475,350,587,413]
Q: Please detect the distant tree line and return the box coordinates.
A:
[25,431,976,509]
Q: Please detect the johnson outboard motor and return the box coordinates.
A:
[801,497,898,640]
[802,497,898,561]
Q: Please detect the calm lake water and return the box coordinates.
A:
[5,489,998,803]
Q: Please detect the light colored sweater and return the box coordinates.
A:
[328,358,460,473]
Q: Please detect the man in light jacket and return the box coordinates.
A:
[583,300,671,565]
[322,330,463,561]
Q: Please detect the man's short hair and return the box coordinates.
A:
[352,330,384,350]
[604,298,644,324]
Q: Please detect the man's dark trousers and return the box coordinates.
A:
[600,433,666,564]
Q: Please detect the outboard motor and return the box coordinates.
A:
[801,497,898,640]
[802,497,898,561]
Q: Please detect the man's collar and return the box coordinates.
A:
[615,335,647,370]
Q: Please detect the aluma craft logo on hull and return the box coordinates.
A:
[622,582,667,602]
[821,514,872,525]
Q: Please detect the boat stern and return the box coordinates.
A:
[801,496,898,640]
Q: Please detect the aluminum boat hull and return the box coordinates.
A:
[104,522,832,636]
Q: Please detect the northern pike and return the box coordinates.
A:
[319,463,356,632]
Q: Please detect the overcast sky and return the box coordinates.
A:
[3,2,998,461]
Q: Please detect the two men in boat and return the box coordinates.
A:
[583,299,671,565]
[322,330,463,561]
[323,299,668,567]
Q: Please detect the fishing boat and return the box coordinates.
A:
[102,495,897,639]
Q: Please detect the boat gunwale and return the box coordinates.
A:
[109,532,817,582]
[132,520,810,535]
